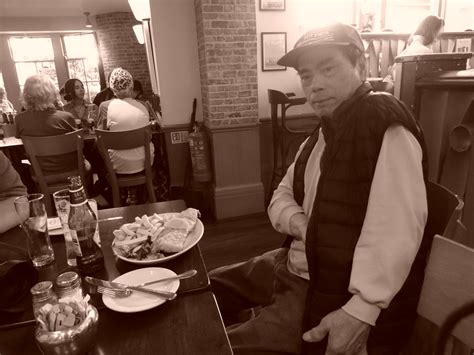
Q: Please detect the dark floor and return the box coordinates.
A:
[199,212,286,271]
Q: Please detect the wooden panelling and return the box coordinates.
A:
[209,124,265,219]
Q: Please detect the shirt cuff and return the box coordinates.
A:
[278,205,304,235]
[342,295,381,326]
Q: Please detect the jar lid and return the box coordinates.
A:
[31,281,53,296]
[55,271,80,290]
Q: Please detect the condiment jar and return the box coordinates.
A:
[31,281,58,318]
[55,271,85,308]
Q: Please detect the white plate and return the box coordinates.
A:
[112,213,204,265]
[102,267,179,313]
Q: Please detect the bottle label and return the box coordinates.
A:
[69,229,83,256]
[69,186,87,205]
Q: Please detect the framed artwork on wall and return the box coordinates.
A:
[261,32,287,71]
[260,0,285,11]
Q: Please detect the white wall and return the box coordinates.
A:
[149,0,203,127]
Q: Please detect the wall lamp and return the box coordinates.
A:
[133,24,145,44]
[84,12,93,28]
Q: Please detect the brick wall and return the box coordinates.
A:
[194,0,258,128]
[94,12,152,98]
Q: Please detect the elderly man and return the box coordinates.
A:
[0,152,27,233]
[210,23,428,355]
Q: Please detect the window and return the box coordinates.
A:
[385,0,437,32]
[62,33,101,102]
[444,0,474,32]
[9,37,58,92]
[295,0,354,34]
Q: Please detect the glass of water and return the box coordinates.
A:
[14,194,55,267]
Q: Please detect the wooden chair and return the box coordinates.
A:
[402,182,473,355]
[22,130,88,214]
[266,89,317,205]
[95,125,156,207]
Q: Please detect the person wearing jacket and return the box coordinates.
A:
[210,23,428,355]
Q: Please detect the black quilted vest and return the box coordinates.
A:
[292,83,429,354]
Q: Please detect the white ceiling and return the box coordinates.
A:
[0,0,131,17]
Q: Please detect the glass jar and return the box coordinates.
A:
[55,271,83,300]
[31,281,58,318]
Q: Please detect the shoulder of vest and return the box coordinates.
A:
[356,92,417,132]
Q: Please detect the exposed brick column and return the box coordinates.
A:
[194,0,264,219]
[95,12,152,98]
[194,0,258,128]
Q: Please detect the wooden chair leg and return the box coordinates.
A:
[147,181,156,203]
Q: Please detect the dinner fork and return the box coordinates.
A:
[97,286,131,298]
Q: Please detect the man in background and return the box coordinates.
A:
[93,71,115,107]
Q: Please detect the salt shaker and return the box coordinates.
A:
[31,281,58,318]
[55,271,85,309]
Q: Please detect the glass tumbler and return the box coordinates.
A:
[52,189,77,266]
[14,194,55,267]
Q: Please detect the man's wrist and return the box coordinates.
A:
[342,294,381,326]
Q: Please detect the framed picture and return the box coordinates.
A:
[261,32,287,71]
[260,0,285,11]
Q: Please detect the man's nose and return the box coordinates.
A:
[310,75,324,92]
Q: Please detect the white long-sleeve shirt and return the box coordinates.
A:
[268,124,427,326]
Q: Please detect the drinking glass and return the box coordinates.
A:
[85,104,97,134]
[14,194,55,267]
[52,189,77,266]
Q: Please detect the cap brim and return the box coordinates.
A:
[277,42,352,69]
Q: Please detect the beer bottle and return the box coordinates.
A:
[68,176,104,274]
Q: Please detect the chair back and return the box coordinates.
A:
[403,181,472,355]
[95,125,155,207]
[418,236,474,355]
[22,130,86,213]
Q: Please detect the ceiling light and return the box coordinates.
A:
[133,24,144,44]
[84,12,93,28]
[128,0,151,21]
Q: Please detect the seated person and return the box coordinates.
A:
[97,68,154,175]
[383,15,445,90]
[0,152,27,233]
[93,72,115,107]
[15,74,79,177]
[63,78,98,128]
[399,15,445,57]
[0,87,16,116]
[132,80,146,102]
[210,23,427,355]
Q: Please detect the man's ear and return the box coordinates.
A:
[356,56,367,81]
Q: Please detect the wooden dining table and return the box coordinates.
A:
[0,200,233,355]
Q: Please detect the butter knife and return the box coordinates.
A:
[85,276,176,300]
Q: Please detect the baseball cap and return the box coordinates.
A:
[277,22,364,69]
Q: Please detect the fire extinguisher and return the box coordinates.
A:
[189,125,212,182]
[188,99,212,182]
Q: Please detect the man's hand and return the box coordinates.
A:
[302,308,371,355]
[289,213,308,241]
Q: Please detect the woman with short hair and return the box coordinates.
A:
[15,74,78,175]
